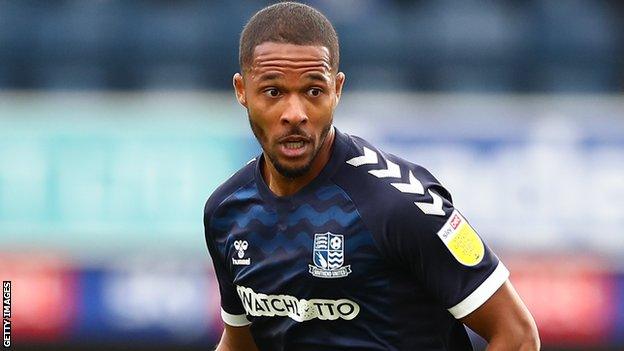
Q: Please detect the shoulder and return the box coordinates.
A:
[332,133,452,216]
[331,133,457,261]
[204,158,257,224]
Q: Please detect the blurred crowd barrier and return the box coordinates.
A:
[1,92,623,349]
[1,252,623,349]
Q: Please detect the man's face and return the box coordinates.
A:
[233,42,345,178]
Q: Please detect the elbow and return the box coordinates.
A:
[520,325,540,351]
[511,320,540,351]
[517,336,540,351]
[488,319,540,350]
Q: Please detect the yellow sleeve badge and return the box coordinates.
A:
[436,210,485,266]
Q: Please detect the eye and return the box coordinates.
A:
[264,88,280,98]
[307,88,323,97]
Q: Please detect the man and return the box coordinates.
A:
[204,2,539,350]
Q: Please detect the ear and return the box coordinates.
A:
[233,73,247,107]
[334,72,346,105]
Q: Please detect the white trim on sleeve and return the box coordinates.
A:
[221,308,251,327]
[448,262,510,319]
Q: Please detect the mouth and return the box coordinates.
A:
[284,140,305,149]
[277,136,310,158]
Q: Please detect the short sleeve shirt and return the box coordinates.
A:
[204,128,509,351]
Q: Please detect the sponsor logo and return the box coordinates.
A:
[436,210,485,266]
[450,213,462,229]
[236,285,360,322]
[309,232,352,278]
[232,240,251,266]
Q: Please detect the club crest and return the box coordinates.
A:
[309,232,351,278]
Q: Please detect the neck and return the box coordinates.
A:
[262,127,335,197]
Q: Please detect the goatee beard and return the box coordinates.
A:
[249,118,332,179]
[268,153,313,179]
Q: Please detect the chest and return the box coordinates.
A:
[214,191,384,297]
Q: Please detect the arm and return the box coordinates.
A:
[204,200,260,351]
[461,279,540,351]
[215,324,260,351]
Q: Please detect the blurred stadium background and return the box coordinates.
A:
[0,1,623,350]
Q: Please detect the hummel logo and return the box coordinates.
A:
[232,240,251,266]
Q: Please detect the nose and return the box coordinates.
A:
[280,95,308,126]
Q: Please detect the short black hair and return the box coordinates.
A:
[239,2,339,73]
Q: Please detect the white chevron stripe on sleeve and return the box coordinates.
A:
[368,160,401,178]
[414,189,445,216]
[390,171,424,194]
[346,147,378,167]
[346,145,445,217]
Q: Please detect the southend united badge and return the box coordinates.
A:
[309,232,352,278]
[436,210,485,266]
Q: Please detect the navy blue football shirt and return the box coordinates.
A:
[204,128,509,350]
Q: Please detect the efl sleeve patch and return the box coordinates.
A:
[436,210,485,266]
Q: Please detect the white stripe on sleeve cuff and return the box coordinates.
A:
[221,308,251,327]
[448,262,510,319]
